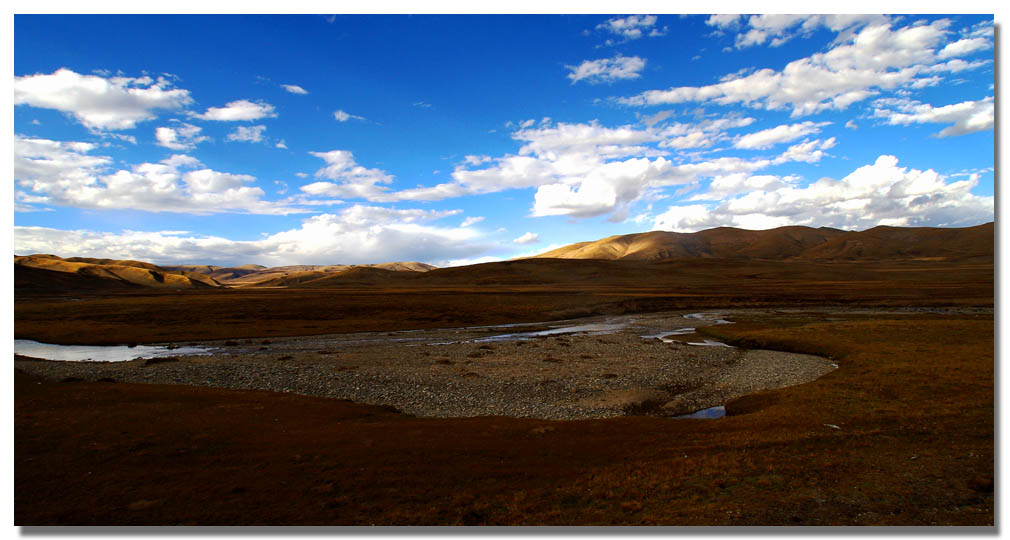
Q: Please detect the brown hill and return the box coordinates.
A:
[15,263,143,294]
[166,264,267,283]
[15,224,992,294]
[532,226,845,261]
[532,223,993,262]
[64,257,163,271]
[213,262,436,287]
[15,255,221,289]
[798,222,994,261]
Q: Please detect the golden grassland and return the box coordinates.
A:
[15,310,993,525]
[14,243,994,525]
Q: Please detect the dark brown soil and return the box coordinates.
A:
[15,311,993,525]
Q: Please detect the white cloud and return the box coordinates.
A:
[324,118,833,220]
[300,150,394,200]
[873,96,994,137]
[155,122,209,150]
[713,15,890,49]
[621,20,987,117]
[705,15,742,29]
[194,99,277,121]
[963,20,994,39]
[695,173,796,199]
[334,109,365,122]
[14,204,493,267]
[227,124,267,143]
[275,139,288,149]
[937,37,991,60]
[14,134,301,215]
[657,116,756,149]
[734,121,830,149]
[596,15,665,43]
[513,232,540,244]
[653,155,993,232]
[463,155,492,166]
[14,68,193,130]
[461,216,485,227]
[845,120,858,130]
[567,55,646,84]
[281,84,308,95]
[772,137,837,164]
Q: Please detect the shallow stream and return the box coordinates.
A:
[13,311,737,362]
[13,340,212,363]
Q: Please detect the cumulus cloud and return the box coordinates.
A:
[772,138,836,164]
[708,14,890,49]
[227,124,267,143]
[873,96,994,137]
[621,20,989,117]
[281,84,308,94]
[595,15,667,44]
[14,204,492,267]
[567,55,645,84]
[706,15,742,29]
[695,173,797,199]
[14,68,192,130]
[653,155,993,232]
[733,121,830,149]
[14,134,301,215]
[300,150,395,200]
[155,122,209,150]
[657,116,756,149]
[513,232,540,244]
[194,99,277,121]
[475,121,833,220]
[311,118,835,220]
[937,37,992,60]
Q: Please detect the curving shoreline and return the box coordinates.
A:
[14,311,837,419]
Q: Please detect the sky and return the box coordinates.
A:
[12,13,996,267]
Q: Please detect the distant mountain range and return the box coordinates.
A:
[14,223,993,293]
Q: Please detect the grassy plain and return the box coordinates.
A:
[14,256,994,525]
[14,258,993,345]
[15,311,993,525]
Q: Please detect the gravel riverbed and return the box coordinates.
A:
[14,311,837,420]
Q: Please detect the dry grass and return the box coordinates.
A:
[14,310,993,525]
[15,257,993,345]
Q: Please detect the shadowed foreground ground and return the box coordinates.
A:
[15,311,993,525]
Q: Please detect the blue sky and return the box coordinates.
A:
[13,13,995,267]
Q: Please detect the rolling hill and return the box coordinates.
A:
[15,254,439,292]
[530,223,993,262]
[15,254,221,291]
[15,223,993,294]
[796,223,995,261]
[168,261,437,287]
